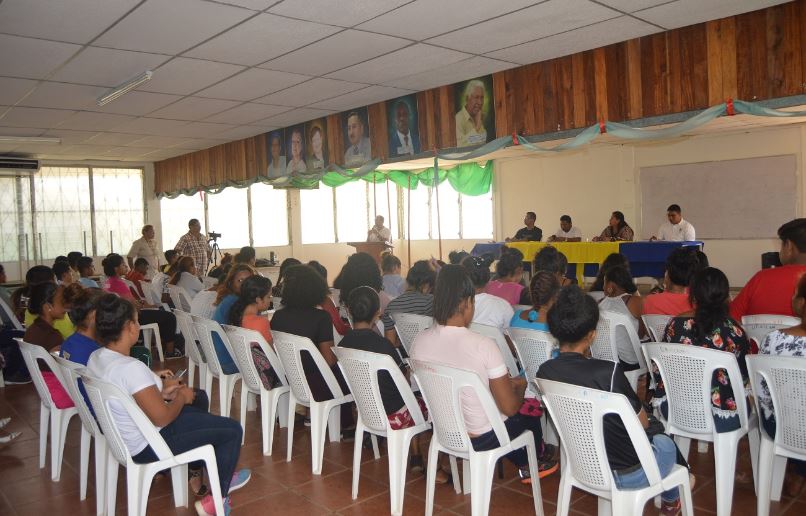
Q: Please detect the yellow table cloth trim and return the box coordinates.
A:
[506,241,620,279]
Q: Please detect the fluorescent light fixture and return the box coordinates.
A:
[0,136,61,144]
[97,70,153,106]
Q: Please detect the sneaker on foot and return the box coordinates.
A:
[228,469,251,494]
[660,499,681,516]
[518,457,559,484]
[195,495,231,516]
[539,443,559,462]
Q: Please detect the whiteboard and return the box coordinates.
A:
[640,155,797,240]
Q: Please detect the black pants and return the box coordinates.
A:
[470,412,543,467]
[302,351,354,429]
[139,309,181,350]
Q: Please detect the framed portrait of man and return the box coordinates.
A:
[266,129,286,178]
[342,107,372,168]
[306,118,328,171]
[453,75,495,148]
[285,124,307,176]
[387,94,421,159]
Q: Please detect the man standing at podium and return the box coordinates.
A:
[368,215,391,243]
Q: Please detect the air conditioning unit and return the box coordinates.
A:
[0,156,40,175]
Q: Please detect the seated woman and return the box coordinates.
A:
[334,252,392,317]
[271,258,301,298]
[511,272,560,333]
[169,256,205,299]
[125,258,150,298]
[381,260,437,345]
[556,252,576,286]
[657,267,750,432]
[592,211,635,242]
[270,264,353,431]
[588,253,630,300]
[227,275,279,390]
[462,255,513,332]
[537,286,686,515]
[411,265,558,482]
[16,265,76,339]
[86,294,249,515]
[485,251,525,305]
[643,248,698,316]
[759,273,806,495]
[307,260,350,336]
[60,288,104,366]
[212,263,255,374]
[102,253,182,358]
[599,265,646,369]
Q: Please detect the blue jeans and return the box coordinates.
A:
[470,412,543,468]
[612,434,679,503]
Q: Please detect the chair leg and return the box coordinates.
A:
[386,430,411,516]
[674,435,692,461]
[463,460,471,494]
[188,360,196,390]
[424,441,440,516]
[239,386,248,445]
[680,473,695,516]
[697,440,709,454]
[449,456,461,494]
[170,464,189,508]
[469,456,494,516]
[277,391,289,428]
[597,497,612,516]
[39,403,49,469]
[219,376,232,418]
[525,441,544,516]
[371,434,380,460]
[327,404,341,443]
[748,427,760,494]
[756,437,775,516]
[771,454,787,501]
[351,422,364,500]
[50,410,70,481]
[556,468,573,516]
[151,329,164,363]
[105,454,119,516]
[79,427,91,500]
[126,467,142,516]
[285,394,297,463]
[94,438,107,516]
[310,402,331,475]
[713,432,740,516]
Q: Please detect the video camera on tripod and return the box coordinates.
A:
[208,231,222,241]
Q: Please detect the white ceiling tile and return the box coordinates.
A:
[0,106,76,128]
[0,35,81,79]
[23,143,76,156]
[308,85,413,111]
[94,0,254,54]
[139,58,246,95]
[92,91,183,116]
[213,125,274,140]
[261,30,410,76]
[18,82,104,110]
[203,103,290,124]
[0,77,39,105]
[486,16,660,64]
[110,117,191,136]
[254,78,368,107]
[0,126,45,137]
[326,44,471,84]
[149,97,242,121]
[257,107,336,127]
[40,129,100,145]
[141,149,190,161]
[196,68,311,101]
[50,47,171,87]
[184,13,341,66]
[123,135,197,148]
[57,111,136,131]
[0,0,140,44]
[268,0,411,27]
[214,0,275,10]
[172,122,238,138]
[635,0,790,30]
[172,138,228,150]
[428,0,619,54]
[83,132,150,146]
[387,56,515,90]
[111,146,163,157]
[597,0,674,12]
[357,0,542,40]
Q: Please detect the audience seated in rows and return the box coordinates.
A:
[381,260,436,345]
[15,266,76,339]
[125,257,150,298]
[381,254,405,299]
[588,252,630,300]
[169,256,205,299]
[212,263,256,374]
[642,248,699,316]
[462,255,513,332]
[227,275,279,390]
[271,258,301,298]
[511,272,560,333]
[485,250,524,305]
[334,252,391,316]
[307,260,349,336]
[53,260,73,286]
[599,265,646,369]
[162,249,179,273]
[77,256,99,288]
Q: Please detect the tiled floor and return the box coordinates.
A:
[1,363,805,516]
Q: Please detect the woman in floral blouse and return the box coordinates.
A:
[654,267,750,432]
[593,211,635,242]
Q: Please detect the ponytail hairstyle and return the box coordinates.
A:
[433,265,475,325]
[689,267,730,339]
[94,293,137,346]
[228,275,271,326]
[169,256,195,285]
[548,285,600,345]
[347,285,381,324]
[28,283,61,316]
[529,271,560,312]
[590,253,629,292]
[495,251,523,280]
[12,265,55,314]
[66,287,103,329]
[101,253,125,277]
[461,254,494,288]
[603,265,638,295]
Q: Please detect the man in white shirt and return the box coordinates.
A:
[367,215,391,243]
[652,204,696,241]
[127,224,161,279]
[548,215,582,242]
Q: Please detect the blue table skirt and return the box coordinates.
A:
[470,242,505,259]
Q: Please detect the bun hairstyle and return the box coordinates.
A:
[529,271,560,310]
[604,265,637,295]
[495,250,523,279]
[406,260,437,292]
[347,285,380,324]
[12,265,55,313]
[461,254,494,288]
[590,253,629,292]
[28,283,60,316]
[448,250,470,265]
[334,252,383,305]
[66,287,103,328]
[101,253,125,277]
[548,285,600,344]
[94,293,137,346]
[229,275,272,326]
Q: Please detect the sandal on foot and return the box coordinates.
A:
[190,469,209,497]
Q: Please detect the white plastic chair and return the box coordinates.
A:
[122,278,143,301]
[468,322,519,377]
[167,284,192,312]
[192,316,243,417]
[591,310,647,391]
[741,315,801,348]
[137,315,164,363]
[0,295,23,330]
[641,314,673,342]
[202,276,218,289]
[189,289,217,319]
[143,276,170,311]
[223,325,290,454]
[173,309,207,393]
[535,378,694,516]
[333,347,430,515]
[390,312,432,355]
[81,375,226,516]
[272,330,354,475]
[411,359,544,516]
[746,355,806,516]
[53,356,107,516]
[643,343,759,516]
[509,328,558,397]
[17,339,78,482]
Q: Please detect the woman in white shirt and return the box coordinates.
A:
[598,265,647,370]
[87,294,249,515]
[169,256,205,299]
[461,254,514,331]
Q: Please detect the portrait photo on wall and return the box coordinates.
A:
[306,118,328,171]
[266,129,286,178]
[285,124,307,176]
[454,75,495,148]
[342,107,372,168]
[387,94,421,159]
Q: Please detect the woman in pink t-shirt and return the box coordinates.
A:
[643,247,698,316]
[485,251,525,305]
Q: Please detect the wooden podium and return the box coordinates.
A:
[347,241,393,266]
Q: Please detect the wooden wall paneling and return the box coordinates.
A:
[571,53,587,127]
[593,47,609,121]
[736,9,768,100]
[523,64,540,135]
[766,2,803,98]
[492,71,510,137]
[436,85,455,149]
[367,102,389,160]
[581,51,598,126]
[416,90,435,152]
[325,114,343,167]
[706,20,725,104]
[223,140,246,182]
[801,0,806,96]
[603,43,629,121]
[540,60,561,133]
[253,134,267,177]
[209,144,226,186]
[669,24,709,113]
[557,55,575,131]
[192,149,210,189]
[640,32,669,117]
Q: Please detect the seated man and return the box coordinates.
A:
[643,248,699,316]
[731,218,806,320]
[77,256,99,288]
[547,214,581,242]
[506,211,542,242]
[651,204,696,241]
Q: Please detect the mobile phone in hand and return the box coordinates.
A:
[173,368,187,380]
